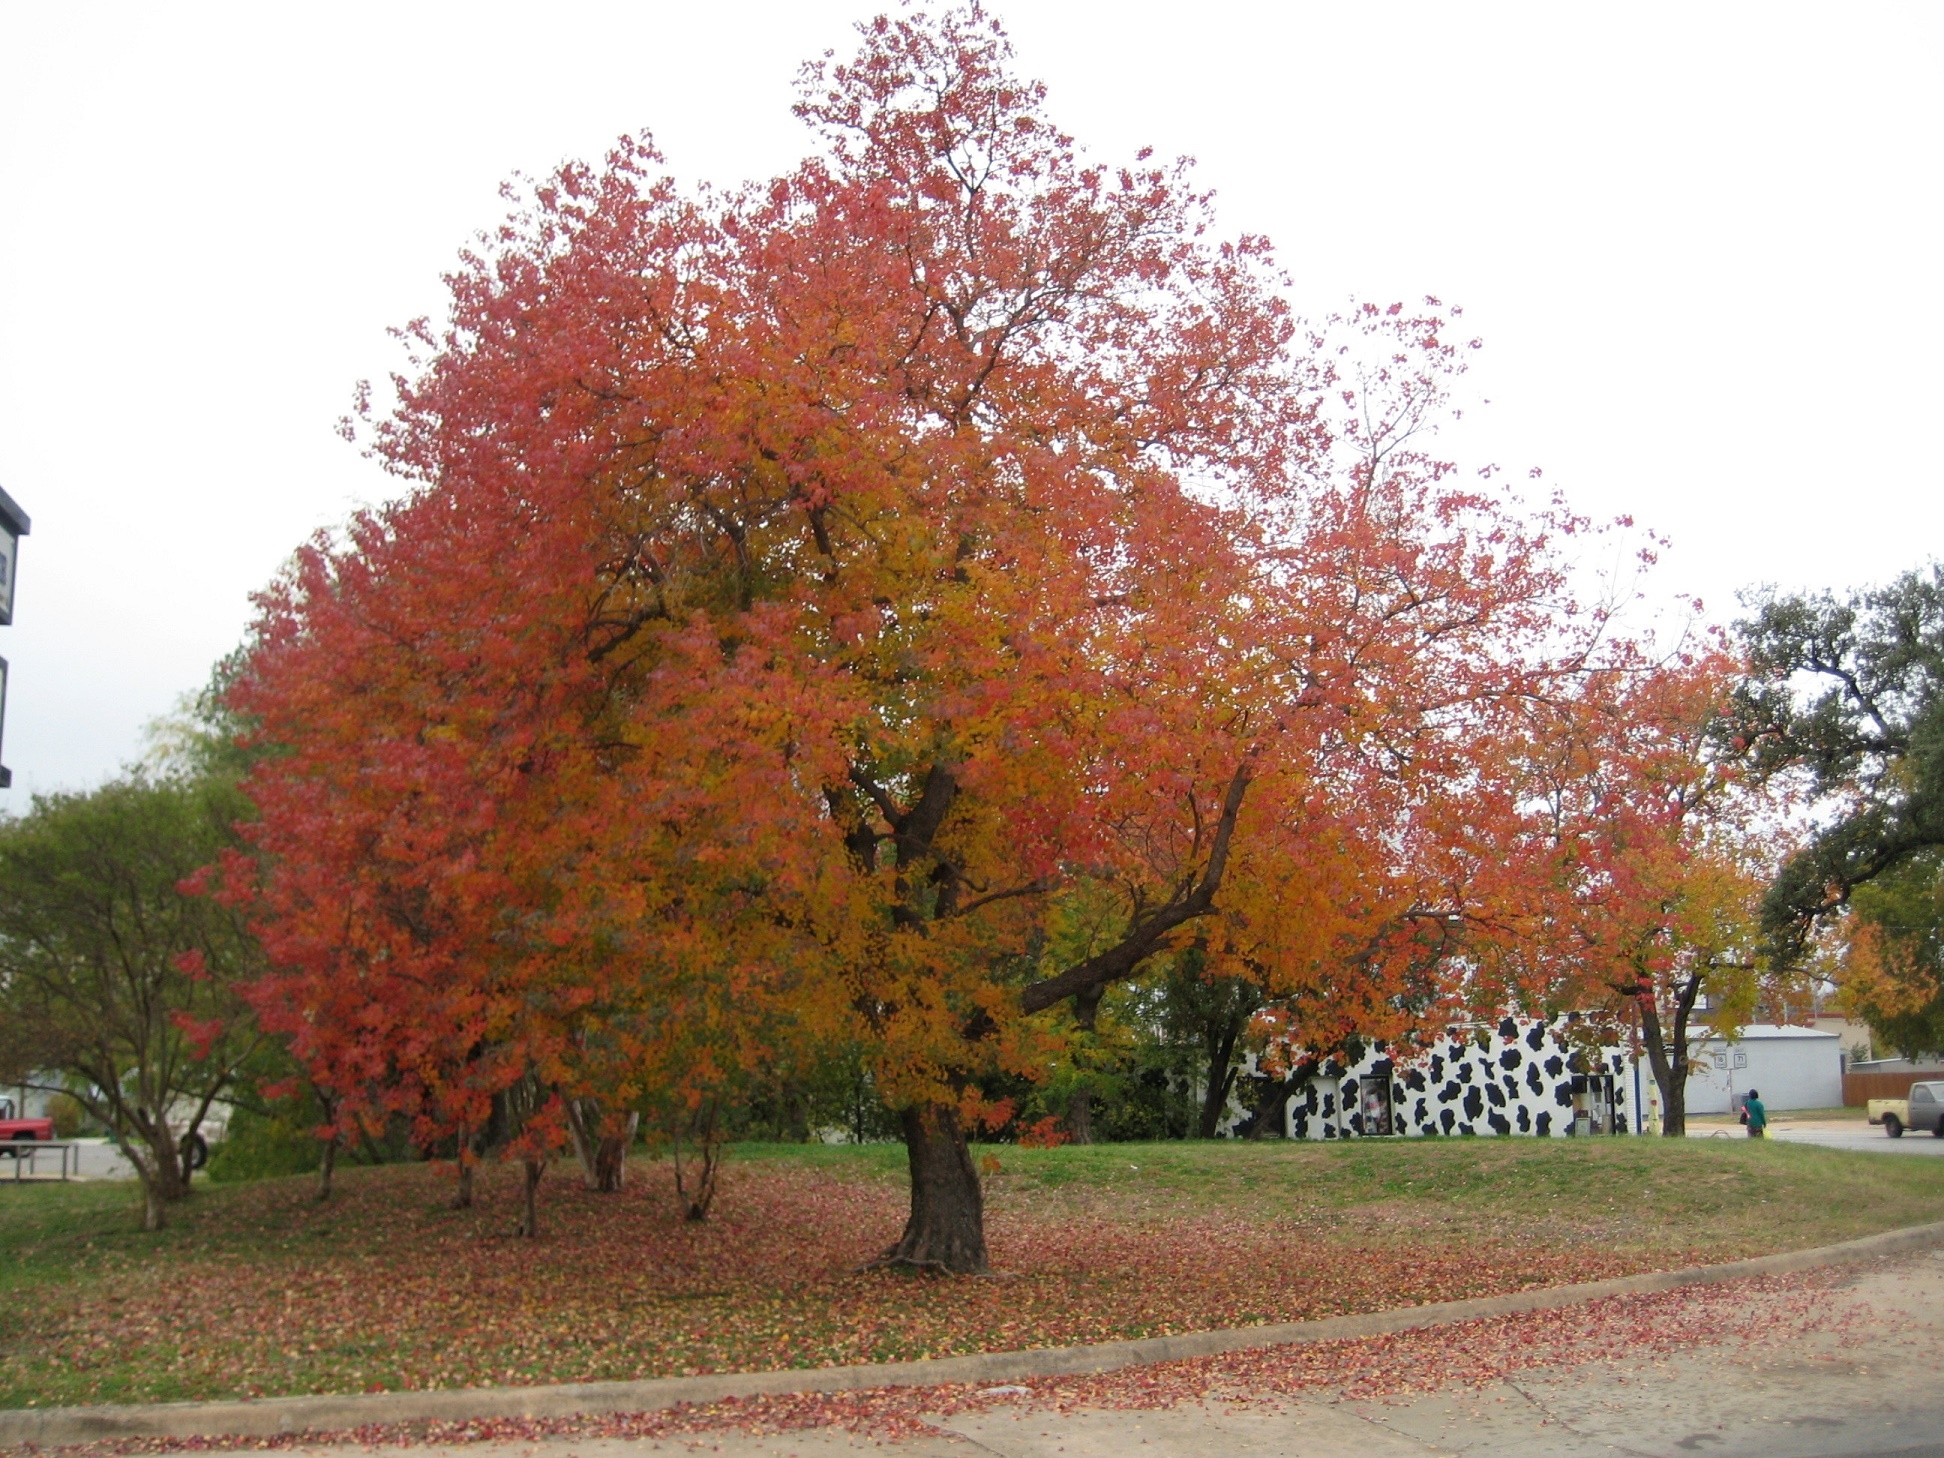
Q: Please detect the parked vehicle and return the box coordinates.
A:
[0,1097,56,1150]
[1867,1082,1944,1137]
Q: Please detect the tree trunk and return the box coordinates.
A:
[132,1127,189,1232]
[567,1104,639,1193]
[1638,974,1700,1138]
[1198,1017,1243,1138]
[315,1087,340,1201]
[671,1103,723,1220]
[141,1176,169,1231]
[566,1099,594,1186]
[316,1136,338,1202]
[517,1158,545,1238]
[149,1130,191,1198]
[873,1104,988,1274]
[453,1159,475,1210]
[592,1113,638,1193]
[1065,1086,1093,1145]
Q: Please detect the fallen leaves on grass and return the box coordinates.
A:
[2,1159,1718,1408]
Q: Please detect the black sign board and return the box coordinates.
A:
[0,483,26,627]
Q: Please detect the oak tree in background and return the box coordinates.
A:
[1727,566,1944,959]
[234,5,1627,1266]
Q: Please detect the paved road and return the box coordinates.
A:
[265,1249,1944,1458]
[1689,1120,1944,1156]
[1,1138,136,1180]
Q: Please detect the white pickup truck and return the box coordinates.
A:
[1867,1081,1944,1138]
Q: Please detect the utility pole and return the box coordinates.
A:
[0,483,30,789]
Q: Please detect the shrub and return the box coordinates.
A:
[47,1092,87,1138]
[205,1106,322,1183]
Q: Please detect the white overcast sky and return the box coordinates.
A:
[1,2,1938,797]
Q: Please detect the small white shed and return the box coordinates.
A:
[1684,1024,1842,1113]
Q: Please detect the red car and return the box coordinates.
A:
[0,1096,55,1149]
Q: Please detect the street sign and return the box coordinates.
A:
[0,483,27,627]
[0,483,27,787]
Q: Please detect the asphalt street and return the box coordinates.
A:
[1690,1119,1944,1156]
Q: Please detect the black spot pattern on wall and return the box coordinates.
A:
[1283,1018,1635,1143]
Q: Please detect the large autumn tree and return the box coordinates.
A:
[234,6,1620,1267]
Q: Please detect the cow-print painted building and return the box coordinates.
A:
[1284,1017,1637,1139]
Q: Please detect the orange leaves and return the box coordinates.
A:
[1015,1115,1069,1148]
[225,3,1704,1254]
[1454,649,1789,1038]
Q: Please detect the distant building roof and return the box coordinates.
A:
[1692,1023,1839,1042]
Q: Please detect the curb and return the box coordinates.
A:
[5,1219,1939,1448]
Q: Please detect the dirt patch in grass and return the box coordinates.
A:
[1,1137,1938,1410]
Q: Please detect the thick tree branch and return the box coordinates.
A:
[1019,758,1254,1015]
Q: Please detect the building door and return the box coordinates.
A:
[1570,1073,1617,1135]
[1359,1076,1394,1136]
[1586,1074,1614,1134]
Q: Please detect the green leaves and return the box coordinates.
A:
[1728,565,1944,956]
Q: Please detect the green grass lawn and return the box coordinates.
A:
[2,1136,1940,1410]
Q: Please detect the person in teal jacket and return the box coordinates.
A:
[1743,1089,1767,1138]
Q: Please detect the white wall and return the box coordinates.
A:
[1684,1030,1843,1113]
